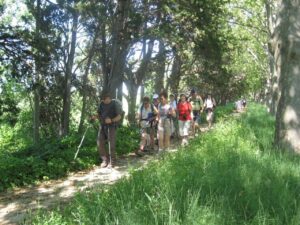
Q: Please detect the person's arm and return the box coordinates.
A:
[171,107,176,117]
[105,114,121,124]
[105,101,122,124]
[199,96,204,112]
[153,105,159,115]
[112,114,121,123]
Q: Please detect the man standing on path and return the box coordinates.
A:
[97,90,122,168]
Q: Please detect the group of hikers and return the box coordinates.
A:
[95,89,216,168]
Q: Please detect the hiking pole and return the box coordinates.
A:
[107,126,112,167]
[74,125,91,160]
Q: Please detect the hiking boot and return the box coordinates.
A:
[135,149,145,157]
[100,160,108,168]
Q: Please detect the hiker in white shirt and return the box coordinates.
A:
[203,93,216,129]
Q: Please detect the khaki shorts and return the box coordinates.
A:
[158,118,172,136]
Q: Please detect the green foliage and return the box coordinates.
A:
[27,104,300,225]
[0,81,22,126]
[116,125,139,155]
[0,125,139,191]
[213,102,236,123]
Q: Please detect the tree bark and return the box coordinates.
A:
[168,50,182,95]
[61,11,78,136]
[154,40,166,94]
[274,0,300,153]
[266,0,279,115]
[127,38,154,124]
[33,0,41,144]
[78,30,98,134]
[104,0,131,99]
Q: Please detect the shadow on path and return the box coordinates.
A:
[0,124,211,225]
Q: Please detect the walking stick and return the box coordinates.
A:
[107,126,112,166]
[74,125,90,160]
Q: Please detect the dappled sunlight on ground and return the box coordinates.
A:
[0,123,211,225]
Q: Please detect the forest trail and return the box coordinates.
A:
[0,153,156,225]
[0,125,210,225]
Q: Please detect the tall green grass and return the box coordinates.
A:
[27,104,300,225]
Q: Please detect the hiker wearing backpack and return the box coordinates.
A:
[189,89,203,136]
[177,93,192,146]
[203,93,216,129]
[97,90,122,168]
[157,91,176,153]
[135,96,158,156]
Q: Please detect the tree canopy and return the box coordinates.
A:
[1,0,298,152]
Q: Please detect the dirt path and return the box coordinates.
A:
[0,153,159,225]
[0,125,211,225]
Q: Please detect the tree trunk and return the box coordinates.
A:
[104,0,131,99]
[78,30,98,134]
[168,51,182,95]
[125,37,154,124]
[126,82,139,125]
[266,1,279,115]
[33,0,41,144]
[154,40,166,94]
[61,11,78,136]
[274,0,300,153]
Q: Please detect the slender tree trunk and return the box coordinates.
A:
[61,12,78,136]
[33,0,41,144]
[154,40,166,94]
[78,30,98,134]
[274,0,300,153]
[125,38,154,124]
[126,82,138,125]
[105,0,130,99]
[168,51,182,95]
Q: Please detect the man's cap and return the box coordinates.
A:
[153,94,159,99]
[190,89,196,94]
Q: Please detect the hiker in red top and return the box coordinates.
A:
[177,93,192,146]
